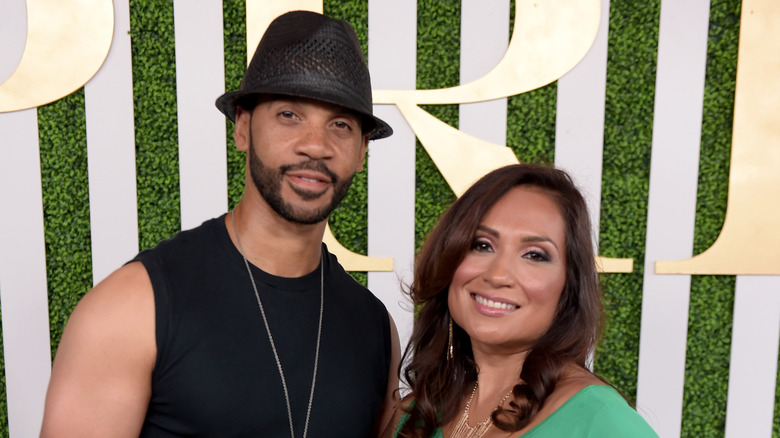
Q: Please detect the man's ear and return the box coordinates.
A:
[355,134,369,172]
[233,107,251,152]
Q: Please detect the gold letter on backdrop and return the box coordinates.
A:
[374,0,602,195]
[246,0,631,273]
[374,0,631,273]
[0,0,113,113]
[656,0,780,275]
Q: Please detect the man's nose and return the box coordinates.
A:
[294,125,334,160]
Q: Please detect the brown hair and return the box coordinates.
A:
[398,164,604,437]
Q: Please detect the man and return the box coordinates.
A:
[41,10,400,437]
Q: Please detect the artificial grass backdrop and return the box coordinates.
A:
[1,1,773,437]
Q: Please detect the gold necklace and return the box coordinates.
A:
[450,382,514,438]
[231,210,323,438]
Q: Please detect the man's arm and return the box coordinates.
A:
[40,261,156,437]
[373,312,401,437]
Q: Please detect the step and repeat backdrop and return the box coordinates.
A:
[0,0,778,437]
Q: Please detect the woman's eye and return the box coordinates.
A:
[471,239,493,252]
[523,250,550,262]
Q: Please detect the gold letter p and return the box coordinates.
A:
[0,0,113,113]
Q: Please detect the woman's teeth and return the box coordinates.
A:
[474,294,518,310]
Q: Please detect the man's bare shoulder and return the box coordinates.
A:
[58,261,154,344]
[78,261,153,309]
[41,262,156,437]
[63,261,155,342]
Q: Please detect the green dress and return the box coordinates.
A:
[395,385,659,437]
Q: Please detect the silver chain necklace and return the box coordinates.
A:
[231,210,323,438]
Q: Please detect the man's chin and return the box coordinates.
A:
[275,201,333,225]
[289,186,331,202]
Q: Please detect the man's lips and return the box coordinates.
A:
[281,161,338,186]
[286,170,331,185]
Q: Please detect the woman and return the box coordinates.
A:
[386,164,657,437]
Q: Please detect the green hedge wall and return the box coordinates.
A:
[684,0,739,434]
[597,0,659,408]
[0,1,775,437]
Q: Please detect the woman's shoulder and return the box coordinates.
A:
[520,366,658,437]
[542,366,604,410]
[529,384,658,437]
[565,385,658,436]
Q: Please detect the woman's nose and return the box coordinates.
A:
[482,255,515,288]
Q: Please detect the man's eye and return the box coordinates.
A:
[279,111,296,118]
[334,120,353,130]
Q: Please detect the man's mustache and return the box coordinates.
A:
[281,160,339,184]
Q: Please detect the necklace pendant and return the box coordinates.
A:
[450,381,515,438]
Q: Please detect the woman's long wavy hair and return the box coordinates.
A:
[397,164,604,438]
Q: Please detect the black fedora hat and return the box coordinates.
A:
[216,10,392,140]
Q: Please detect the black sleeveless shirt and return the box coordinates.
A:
[134,215,391,437]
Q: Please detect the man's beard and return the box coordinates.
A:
[248,129,355,225]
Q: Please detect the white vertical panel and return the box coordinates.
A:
[0,0,25,84]
[459,0,508,146]
[0,108,52,438]
[0,3,52,436]
[173,0,228,230]
[554,0,609,239]
[85,0,139,284]
[636,1,711,436]
[724,276,780,438]
[367,0,417,352]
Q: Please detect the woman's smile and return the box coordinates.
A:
[471,293,520,315]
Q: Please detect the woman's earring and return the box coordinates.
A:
[447,317,454,360]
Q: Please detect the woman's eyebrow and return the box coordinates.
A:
[522,235,558,250]
[476,224,558,249]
